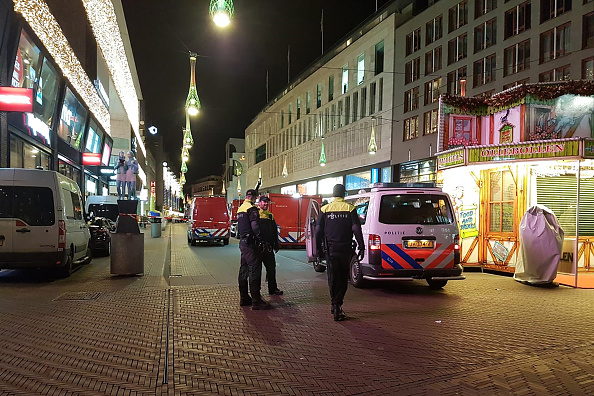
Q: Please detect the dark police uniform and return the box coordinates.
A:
[316,196,364,319]
[237,197,269,308]
[258,207,281,295]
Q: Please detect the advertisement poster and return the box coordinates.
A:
[493,106,521,144]
[459,205,478,238]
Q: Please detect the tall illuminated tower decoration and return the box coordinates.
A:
[183,114,194,148]
[185,53,201,116]
[368,122,378,155]
[209,0,234,27]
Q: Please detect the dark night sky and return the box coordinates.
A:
[121,0,391,184]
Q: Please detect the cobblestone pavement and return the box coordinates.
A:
[0,223,593,395]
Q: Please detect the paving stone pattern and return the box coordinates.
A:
[0,224,592,395]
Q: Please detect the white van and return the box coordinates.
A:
[306,183,465,289]
[0,169,92,276]
[85,194,119,223]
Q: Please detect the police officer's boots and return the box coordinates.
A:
[332,304,346,321]
[252,297,273,310]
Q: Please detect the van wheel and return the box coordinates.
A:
[223,238,229,245]
[313,259,326,273]
[58,255,73,278]
[350,256,367,288]
[427,278,448,289]
[190,237,197,246]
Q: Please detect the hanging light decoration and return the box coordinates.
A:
[319,139,327,166]
[181,146,189,162]
[221,180,226,195]
[181,161,188,173]
[282,155,288,177]
[180,173,186,186]
[209,0,234,27]
[185,53,201,116]
[237,177,241,195]
[368,122,378,155]
[183,113,194,148]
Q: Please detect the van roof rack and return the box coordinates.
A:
[371,182,438,189]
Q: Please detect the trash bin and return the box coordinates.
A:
[151,217,162,238]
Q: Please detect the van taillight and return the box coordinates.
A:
[58,220,66,251]
[454,233,460,250]
[369,234,381,250]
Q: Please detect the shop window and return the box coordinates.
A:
[346,171,372,191]
[59,87,89,150]
[488,169,516,233]
[34,58,60,128]
[504,1,531,39]
[9,136,51,170]
[11,31,42,89]
[426,15,443,45]
[405,57,421,84]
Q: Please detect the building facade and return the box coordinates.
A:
[244,4,398,197]
[222,137,246,206]
[0,0,154,213]
[393,0,594,182]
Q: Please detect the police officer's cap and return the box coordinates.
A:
[332,184,346,197]
[245,189,259,197]
[259,196,270,202]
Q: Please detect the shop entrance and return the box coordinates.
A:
[480,167,519,271]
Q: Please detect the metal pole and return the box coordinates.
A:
[574,159,580,287]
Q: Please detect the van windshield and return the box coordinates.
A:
[379,194,454,225]
[0,186,55,226]
[88,203,119,222]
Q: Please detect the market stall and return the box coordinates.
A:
[436,81,594,288]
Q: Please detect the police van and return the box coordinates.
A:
[306,183,464,289]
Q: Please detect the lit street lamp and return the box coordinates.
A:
[209,0,234,27]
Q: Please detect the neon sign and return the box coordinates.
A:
[0,87,33,112]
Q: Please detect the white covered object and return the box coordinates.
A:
[514,205,564,284]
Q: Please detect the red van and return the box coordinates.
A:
[266,193,322,247]
[187,196,230,246]
[229,199,240,238]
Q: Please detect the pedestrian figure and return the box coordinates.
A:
[316,184,365,321]
[114,151,127,200]
[257,196,283,296]
[237,189,273,310]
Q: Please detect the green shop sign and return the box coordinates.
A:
[437,148,465,169]
[468,140,581,163]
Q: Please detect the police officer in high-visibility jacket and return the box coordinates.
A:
[257,196,283,296]
[237,189,273,310]
[316,184,364,321]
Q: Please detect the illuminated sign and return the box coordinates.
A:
[468,140,580,163]
[0,87,33,112]
[25,113,51,145]
[82,152,101,166]
[151,181,156,198]
[437,148,465,169]
[101,142,112,166]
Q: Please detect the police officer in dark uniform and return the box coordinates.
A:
[237,189,273,310]
[257,196,283,296]
[316,184,365,321]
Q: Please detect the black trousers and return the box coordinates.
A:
[262,250,278,293]
[238,240,263,300]
[326,249,352,306]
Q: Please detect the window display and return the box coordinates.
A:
[85,120,103,154]
[58,87,88,150]
[9,136,51,170]
[34,58,60,127]
[11,31,41,89]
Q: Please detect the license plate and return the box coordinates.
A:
[199,232,210,237]
[405,240,434,249]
